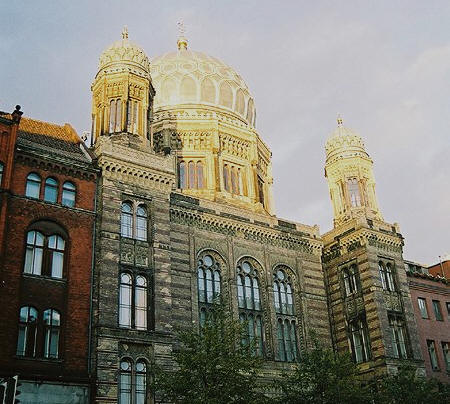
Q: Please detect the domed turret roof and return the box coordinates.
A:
[325,117,368,163]
[97,27,150,78]
[150,39,256,127]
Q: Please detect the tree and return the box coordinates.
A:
[275,338,371,404]
[151,304,267,404]
[373,364,450,404]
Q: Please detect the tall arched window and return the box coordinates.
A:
[110,99,122,133]
[136,205,148,241]
[342,264,361,297]
[119,358,148,404]
[349,315,371,363]
[127,100,138,134]
[188,161,196,189]
[379,261,396,292]
[273,267,298,361]
[119,359,133,404]
[48,235,65,278]
[196,161,204,189]
[119,273,132,328]
[223,164,230,192]
[121,202,133,238]
[231,167,238,194]
[237,259,264,356]
[16,306,38,357]
[197,252,222,325]
[25,173,41,199]
[179,161,186,189]
[62,181,76,207]
[119,272,149,330]
[44,177,58,203]
[24,230,44,275]
[43,309,60,359]
[347,178,361,207]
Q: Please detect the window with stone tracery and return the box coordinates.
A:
[237,258,264,357]
[273,266,298,362]
[178,160,205,190]
[197,252,222,326]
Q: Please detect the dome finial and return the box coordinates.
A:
[122,25,129,40]
[177,20,188,50]
[337,113,343,127]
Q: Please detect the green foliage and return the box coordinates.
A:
[275,338,371,404]
[372,364,450,404]
[151,304,267,404]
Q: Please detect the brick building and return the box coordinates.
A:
[0,107,98,403]
[406,261,450,382]
[428,255,450,279]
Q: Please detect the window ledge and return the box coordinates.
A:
[22,273,66,283]
[15,356,64,364]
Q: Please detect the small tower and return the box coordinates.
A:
[324,116,382,227]
[91,27,154,143]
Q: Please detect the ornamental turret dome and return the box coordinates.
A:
[325,116,369,165]
[150,39,256,127]
[97,27,150,79]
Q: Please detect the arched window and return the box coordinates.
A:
[110,99,122,133]
[23,226,66,279]
[237,259,264,356]
[219,82,233,109]
[43,309,60,359]
[349,315,371,363]
[342,264,361,297]
[119,359,133,404]
[237,168,243,195]
[231,167,238,194]
[196,161,204,189]
[62,181,76,207]
[119,272,149,330]
[44,177,58,203]
[347,178,361,207]
[16,306,38,357]
[119,358,148,404]
[379,261,396,292]
[127,100,138,134]
[24,230,44,275]
[179,161,186,189]
[180,76,197,102]
[201,77,216,103]
[121,202,133,238]
[119,273,132,328]
[25,173,41,199]
[223,164,230,192]
[135,360,147,404]
[48,235,65,278]
[136,206,148,241]
[197,253,222,325]
[273,267,298,361]
[0,162,4,187]
[188,161,195,189]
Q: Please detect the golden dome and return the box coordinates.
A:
[97,27,150,78]
[325,118,368,164]
[150,46,256,127]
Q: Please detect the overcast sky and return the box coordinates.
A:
[1,1,449,265]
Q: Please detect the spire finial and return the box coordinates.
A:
[177,20,188,50]
[122,26,129,40]
[337,113,343,127]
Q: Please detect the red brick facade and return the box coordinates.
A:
[407,270,450,382]
[0,108,97,397]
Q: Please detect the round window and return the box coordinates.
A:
[277,270,285,280]
[242,261,251,274]
[203,255,213,267]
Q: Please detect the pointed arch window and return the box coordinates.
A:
[43,309,60,359]
[17,306,38,357]
[25,173,41,199]
[44,177,58,203]
[273,267,298,361]
[188,161,195,189]
[197,253,222,325]
[379,261,396,292]
[237,259,264,356]
[62,181,76,207]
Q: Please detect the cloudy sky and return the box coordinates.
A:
[1,1,449,265]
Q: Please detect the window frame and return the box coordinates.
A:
[43,177,58,203]
[119,270,150,331]
[61,181,76,207]
[120,201,149,242]
[418,297,429,319]
[119,358,149,404]
[43,308,61,359]
[348,315,371,363]
[432,300,443,321]
[341,263,361,298]
[16,306,38,358]
[427,340,440,371]
[25,172,42,199]
[389,314,409,359]
[197,252,222,326]
[379,261,397,292]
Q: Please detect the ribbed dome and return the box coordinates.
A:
[98,28,150,78]
[325,122,368,164]
[150,49,256,127]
